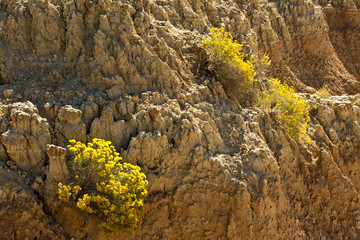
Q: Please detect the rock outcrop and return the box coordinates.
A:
[0,0,360,239]
[0,165,61,239]
[0,102,50,175]
[54,105,86,145]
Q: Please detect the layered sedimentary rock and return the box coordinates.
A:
[0,0,360,239]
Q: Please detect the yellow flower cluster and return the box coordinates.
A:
[202,27,255,88]
[57,138,148,233]
[58,183,81,201]
[258,79,311,145]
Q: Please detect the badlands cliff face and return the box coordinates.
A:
[0,0,360,239]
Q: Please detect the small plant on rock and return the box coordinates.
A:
[258,79,311,145]
[316,87,331,98]
[202,27,271,106]
[58,138,148,233]
[250,54,271,79]
[202,27,255,88]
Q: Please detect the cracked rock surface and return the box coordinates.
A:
[0,0,360,239]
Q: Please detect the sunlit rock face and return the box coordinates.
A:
[0,0,360,239]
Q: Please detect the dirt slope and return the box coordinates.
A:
[0,0,360,239]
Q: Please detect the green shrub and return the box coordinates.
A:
[258,79,311,145]
[58,138,148,233]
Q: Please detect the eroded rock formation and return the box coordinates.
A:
[0,101,50,175]
[0,0,360,239]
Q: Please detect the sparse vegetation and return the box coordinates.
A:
[258,79,311,145]
[202,27,271,106]
[202,27,255,88]
[202,28,310,144]
[251,54,271,79]
[316,87,331,98]
[58,138,148,233]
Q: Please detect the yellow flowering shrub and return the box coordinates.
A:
[58,138,148,233]
[202,27,255,88]
[258,79,311,145]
